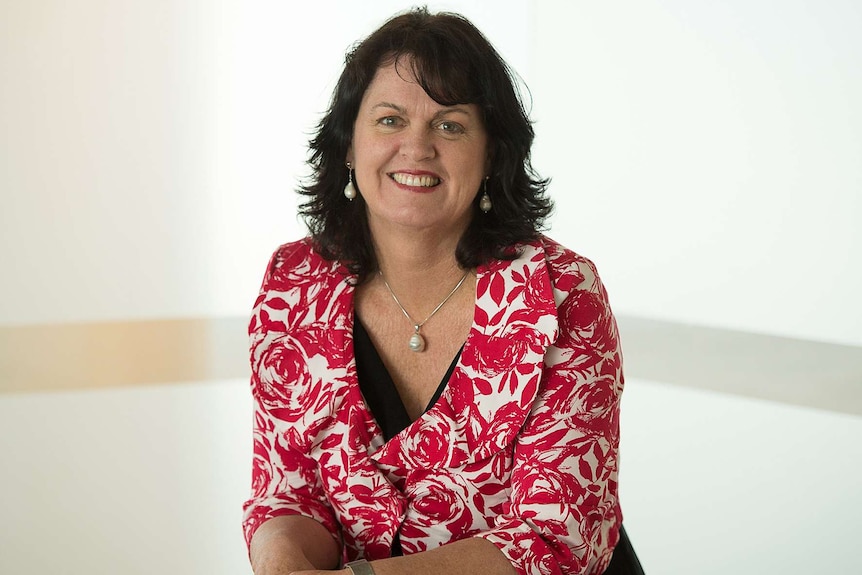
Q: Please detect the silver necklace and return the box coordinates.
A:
[379,270,470,352]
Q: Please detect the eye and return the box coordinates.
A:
[437,121,465,134]
[377,116,404,128]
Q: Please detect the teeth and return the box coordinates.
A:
[391,173,440,187]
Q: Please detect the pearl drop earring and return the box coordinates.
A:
[479,177,492,213]
[344,162,357,200]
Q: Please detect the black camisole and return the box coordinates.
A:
[352,319,462,556]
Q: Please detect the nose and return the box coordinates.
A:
[400,126,436,162]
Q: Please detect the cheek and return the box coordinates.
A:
[455,140,489,183]
[354,136,395,172]
[454,158,486,194]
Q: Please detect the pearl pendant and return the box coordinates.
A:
[479,192,492,213]
[408,331,425,352]
[344,180,357,200]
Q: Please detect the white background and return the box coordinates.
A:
[3,0,859,345]
[1,1,860,573]
[2,377,860,574]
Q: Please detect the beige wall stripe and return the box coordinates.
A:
[2,316,860,417]
[617,316,862,417]
[0,317,249,393]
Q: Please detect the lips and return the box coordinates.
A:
[390,172,441,188]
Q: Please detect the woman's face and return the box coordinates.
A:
[349,59,489,240]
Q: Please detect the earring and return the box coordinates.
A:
[344,162,357,200]
[479,177,492,213]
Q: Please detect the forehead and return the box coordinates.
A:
[360,61,481,118]
[362,61,425,102]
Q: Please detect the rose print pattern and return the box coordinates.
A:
[243,236,623,575]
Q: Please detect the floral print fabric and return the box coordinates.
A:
[243,236,624,575]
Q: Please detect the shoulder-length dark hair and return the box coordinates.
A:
[299,7,552,281]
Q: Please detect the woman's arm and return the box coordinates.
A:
[292,537,516,575]
[250,515,341,575]
[469,253,624,574]
[371,537,516,575]
[244,244,344,567]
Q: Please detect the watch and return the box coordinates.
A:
[345,559,375,575]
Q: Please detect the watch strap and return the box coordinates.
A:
[345,559,375,575]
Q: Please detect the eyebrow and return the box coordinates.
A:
[370,102,473,119]
[371,102,407,114]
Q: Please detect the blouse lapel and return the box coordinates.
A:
[370,241,560,470]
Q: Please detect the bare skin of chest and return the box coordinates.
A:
[354,277,474,420]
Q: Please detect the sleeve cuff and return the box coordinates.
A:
[473,518,564,575]
[242,497,339,551]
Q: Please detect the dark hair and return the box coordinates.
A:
[299,7,552,281]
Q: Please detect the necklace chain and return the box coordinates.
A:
[379,270,470,352]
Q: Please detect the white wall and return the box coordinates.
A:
[531,1,862,347]
[1,377,859,574]
[3,1,858,345]
[0,0,533,325]
[620,378,862,574]
[1,0,224,322]
[0,380,256,575]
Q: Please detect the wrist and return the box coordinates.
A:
[345,559,375,575]
[251,542,315,574]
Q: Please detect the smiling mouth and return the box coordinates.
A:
[390,173,441,187]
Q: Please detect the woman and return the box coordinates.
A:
[244,8,628,575]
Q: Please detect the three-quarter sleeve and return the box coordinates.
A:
[474,260,623,575]
[241,245,342,551]
[241,377,341,550]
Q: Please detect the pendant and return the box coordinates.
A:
[408,330,425,352]
[343,180,357,200]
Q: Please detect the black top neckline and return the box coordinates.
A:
[353,319,462,442]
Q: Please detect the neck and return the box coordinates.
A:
[372,222,466,279]
[369,221,472,306]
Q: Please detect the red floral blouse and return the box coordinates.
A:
[243,236,624,575]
